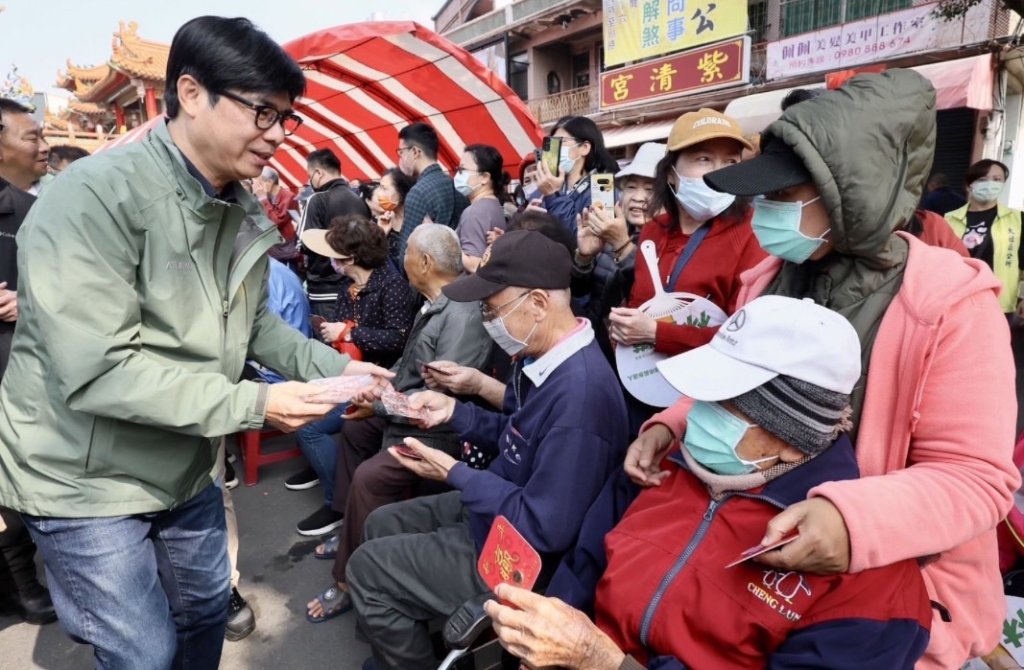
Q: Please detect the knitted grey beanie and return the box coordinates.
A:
[731,374,853,455]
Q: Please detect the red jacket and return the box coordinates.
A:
[589,439,932,669]
[649,234,1019,667]
[915,209,967,257]
[628,211,766,356]
[261,187,298,242]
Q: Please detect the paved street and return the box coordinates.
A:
[0,436,372,670]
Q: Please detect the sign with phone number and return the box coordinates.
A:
[766,2,990,79]
[600,37,749,110]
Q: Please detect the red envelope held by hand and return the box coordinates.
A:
[725,531,801,569]
[380,388,430,421]
[477,515,541,605]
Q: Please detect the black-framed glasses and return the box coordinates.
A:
[218,90,302,136]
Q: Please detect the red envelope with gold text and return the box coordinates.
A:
[477,515,542,605]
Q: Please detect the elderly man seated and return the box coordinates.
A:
[484,296,933,670]
[304,223,492,623]
[345,230,630,670]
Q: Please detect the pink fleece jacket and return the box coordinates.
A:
[646,233,1020,668]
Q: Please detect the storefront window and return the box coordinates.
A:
[782,0,912,37]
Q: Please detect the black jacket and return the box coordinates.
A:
[297,178,372,292]
[0,178,35,378]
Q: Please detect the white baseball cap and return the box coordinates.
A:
[615,142,667,181]
[656,296,861,401]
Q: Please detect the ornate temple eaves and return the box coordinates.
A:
[58,21,167,101]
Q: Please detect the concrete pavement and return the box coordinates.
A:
[0,436,372,670]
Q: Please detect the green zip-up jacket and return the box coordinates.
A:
[0,121,348,517]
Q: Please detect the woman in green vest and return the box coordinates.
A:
[945,159,1024,315]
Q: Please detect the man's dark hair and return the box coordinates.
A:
[325,214,390,269]
[0,98,32,133]
[307,148,341,174]
[551,115,619,174]
[49,145,90,167]
[965,159,1009,187]
[398,122,439,160]
[927,173,949,189]
[508,210,575,255]
[164,16,305,119]
[780,88,823,111]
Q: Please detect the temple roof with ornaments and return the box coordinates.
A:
[57,21,167,103]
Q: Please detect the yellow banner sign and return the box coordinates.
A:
[603,0,749,68]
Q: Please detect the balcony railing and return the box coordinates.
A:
[527,85,598,124]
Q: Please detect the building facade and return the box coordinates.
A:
[436,0,1024,204]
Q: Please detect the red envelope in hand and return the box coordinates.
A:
[477,515,542,606]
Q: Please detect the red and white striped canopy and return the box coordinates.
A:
[97,22,543,189]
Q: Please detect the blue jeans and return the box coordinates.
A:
[296,403,347,506]
[23,483,230,670]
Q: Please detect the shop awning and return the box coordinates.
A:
[603,120,676,148]
[724,85,825,134]
[97,22,543,188]
[724,54,993,135]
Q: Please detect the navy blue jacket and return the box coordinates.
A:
[446,336,628,571]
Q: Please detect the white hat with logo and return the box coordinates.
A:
[615,142,667,181]
[656,295,861,401]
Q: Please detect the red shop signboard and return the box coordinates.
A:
[600,37,750,110]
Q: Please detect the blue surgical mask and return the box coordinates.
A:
[971,180,1003,204]
[454,170,477,197]
[751,195,828,264]
[559,146,576,176]
[683,401,777,476]
[673,168,736,222]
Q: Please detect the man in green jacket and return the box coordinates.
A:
[0,16,389,669]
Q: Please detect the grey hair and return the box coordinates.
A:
[261,167,280,184]
[408,224,462,276]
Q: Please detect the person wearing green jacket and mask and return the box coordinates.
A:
[0,16,390,670]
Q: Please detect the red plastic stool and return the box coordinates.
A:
[237,427,303,486]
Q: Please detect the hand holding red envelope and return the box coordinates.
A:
[478,515,542,606]
[301,374,375,405]
[380,388,430,421]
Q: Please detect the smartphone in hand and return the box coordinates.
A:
[590,173,615,211]
[541,136,563,177]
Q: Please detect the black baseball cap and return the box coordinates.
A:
[703,137,813,196]
[443,229,571,302]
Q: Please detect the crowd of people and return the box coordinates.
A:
[0,13,1023,670]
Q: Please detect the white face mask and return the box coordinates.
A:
[971,179,1004,204]
[672,168,736,222]
[482,294,537,356]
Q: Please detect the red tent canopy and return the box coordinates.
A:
[98,22,543,189]
[278,21,542,186]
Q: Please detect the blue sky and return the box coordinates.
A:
[0,0,444,97]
